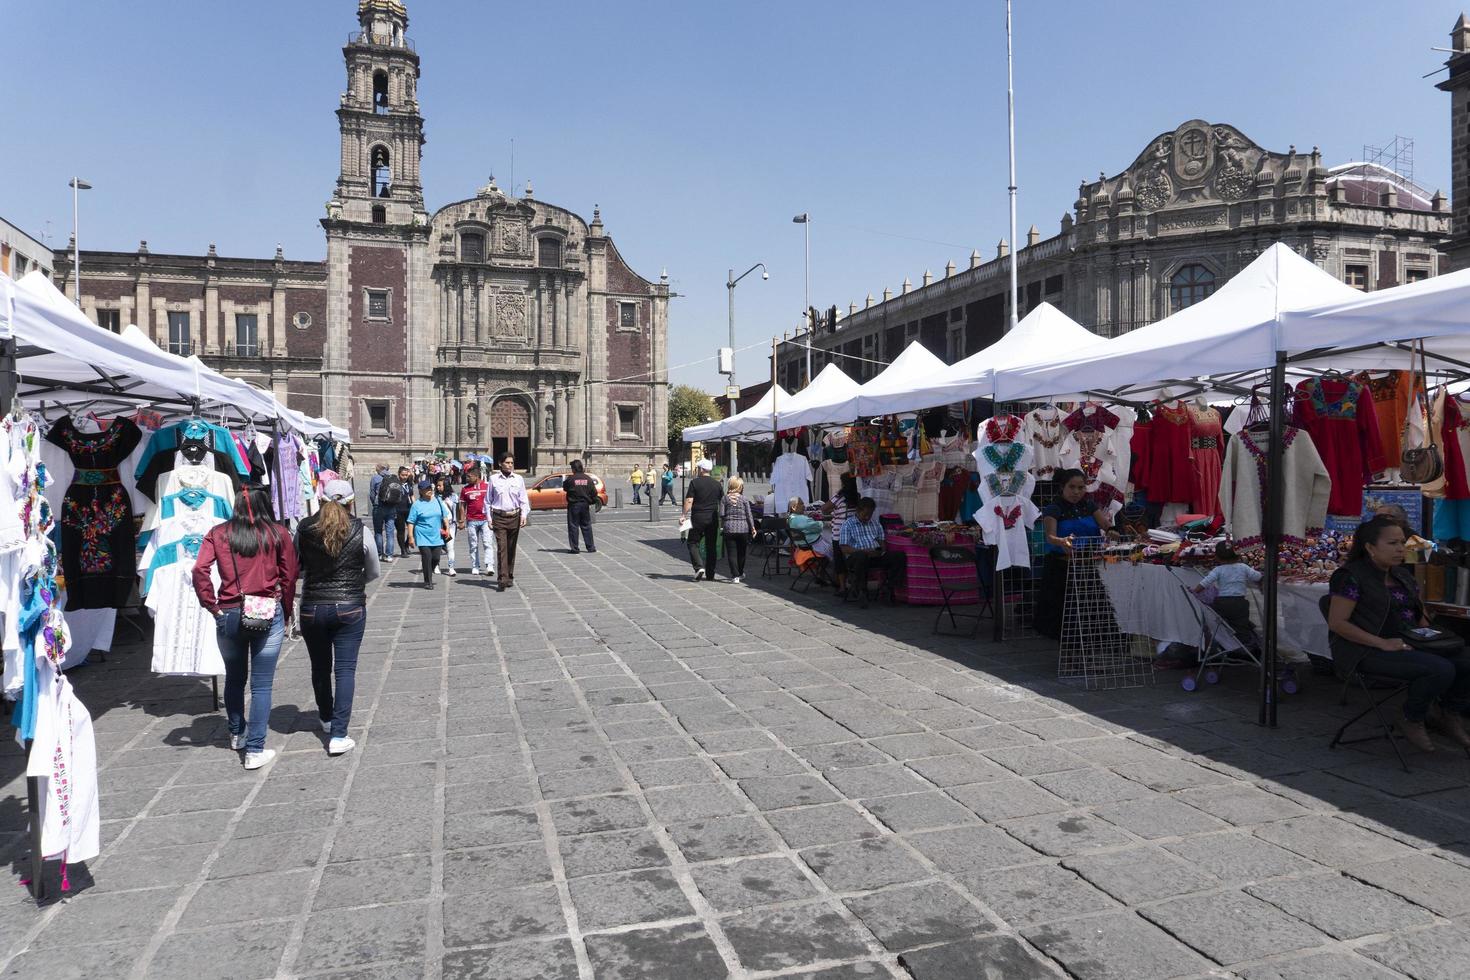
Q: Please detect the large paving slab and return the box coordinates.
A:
[0,518,1467,978]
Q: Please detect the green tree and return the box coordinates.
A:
[668,384,723,458]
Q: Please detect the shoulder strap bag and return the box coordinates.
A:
[1401,340,1443,486]
[228,529,281,635]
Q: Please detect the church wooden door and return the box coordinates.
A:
[490,398,531,469]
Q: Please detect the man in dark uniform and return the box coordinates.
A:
[565,459,598,554]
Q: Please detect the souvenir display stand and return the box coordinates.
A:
[0,272,346,903]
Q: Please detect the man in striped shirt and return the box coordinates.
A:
[838,497,905,605]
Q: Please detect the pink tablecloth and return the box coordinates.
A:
[888,534,980,606]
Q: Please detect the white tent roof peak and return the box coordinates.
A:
[681,383,791,443]
[774,362,861,429]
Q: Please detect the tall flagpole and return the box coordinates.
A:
[1005,0,1019,331]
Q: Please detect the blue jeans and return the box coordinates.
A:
[373,505,396,559]
[466,519,492,572]
[216,607,285,753]
[301,602,367,740]
[632,483,642,504]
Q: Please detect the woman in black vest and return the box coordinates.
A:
[1327,515,1470,752]
[296,479,380,755]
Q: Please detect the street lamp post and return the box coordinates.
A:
[725,262,768,480]
[792,213,811,386]
[68,177,92,307]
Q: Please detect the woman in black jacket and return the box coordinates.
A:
[1327,515,1470,752]
[296,480,380,756]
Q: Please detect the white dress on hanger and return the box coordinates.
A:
[142,509,227,677]
[28,662,100,864]
[977,495,1040,572]
[770,452,812,515]
[1024,408,1066,480]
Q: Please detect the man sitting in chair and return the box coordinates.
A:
[837,497,906,604]
[787,498,833,587]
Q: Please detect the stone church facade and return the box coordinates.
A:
[777,119,1450,389]
[53,0,669,473]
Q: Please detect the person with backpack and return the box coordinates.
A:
[193,486,299,770]
[406,480,449,589]
[296,480,379,756]
[372,463,404,563]
[720,476,757,582]
[393,465,415,557]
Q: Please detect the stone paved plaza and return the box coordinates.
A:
[2,520,1470,979]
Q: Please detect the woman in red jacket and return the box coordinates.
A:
[193,486,299,770]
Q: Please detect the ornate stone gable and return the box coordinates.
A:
[1089,120,1278,215]
[489,201,535,258]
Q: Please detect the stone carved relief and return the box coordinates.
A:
[494,290,528,339]
[499,218,528,254]
[1136,164,1173,211]
[1171,124,1214,184]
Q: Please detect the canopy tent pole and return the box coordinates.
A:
[1259,352,1287,728]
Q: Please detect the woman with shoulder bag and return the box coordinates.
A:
[193,486,299,770]
[1327,515,1470,752]
[296,480,379,756]
[720,476,757,583]
[406,480,448,589]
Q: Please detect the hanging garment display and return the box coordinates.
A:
[1357,370,1414,470]
[977,495,1040,572]
[1430,390,1470,499]
[1219,426,1330,552]
[1186,404,1224,517]
[135,418,247,500]
[1110,406,1138,493]
[769,452,813,515]
[980,414,1026,446]
[142,513,226,677]
[1024,407,1066,480]
[1129,413,1152,497]
[1145,401,1195,505]
[1292,377,1385,516]
[846,426,883,479]
[269,431,308,522]
[973,439,1034,477]
[44,417,143,610]
[139,461,238,547]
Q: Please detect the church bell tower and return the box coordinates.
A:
[322,0,434,458]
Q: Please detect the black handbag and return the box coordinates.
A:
[1401,340,1443,485]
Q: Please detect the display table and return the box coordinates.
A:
[888,531,982,606]
[1098,562,1333,659]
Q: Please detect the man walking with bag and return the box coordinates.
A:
[565,459,598,554]
[489,452,530,591]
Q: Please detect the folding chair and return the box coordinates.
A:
[1318,595,1412,773]
[754,516,791,579]
[929,545,990,636]
[789,543,830,593]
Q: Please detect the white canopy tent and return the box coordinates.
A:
[775,341,948,428]
[992,244,1361,402]
[681,383,791,443]
[772,363,862,430]
[7,272,346,440]
[919,302,1102,406]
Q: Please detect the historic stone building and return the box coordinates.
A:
[52,0,669,473]
[776,119,1450,390]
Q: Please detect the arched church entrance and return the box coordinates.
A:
[490,397,531,469]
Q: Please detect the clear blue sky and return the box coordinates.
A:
[4,1,1465,391]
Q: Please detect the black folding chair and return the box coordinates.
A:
[789,531,830,593]
[929,545,990,636]
[754,516,790,579]
[1319,595,1412,772]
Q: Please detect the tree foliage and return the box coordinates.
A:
[668,384,723,456]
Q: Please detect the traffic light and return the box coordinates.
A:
[826,305,838,332]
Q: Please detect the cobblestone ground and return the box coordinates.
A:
[2,520,1470,979]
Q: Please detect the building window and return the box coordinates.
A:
[538,237,562,268]
[372,70,389,113]
[367,290,390,320]
[461,233,483,263]
[95,309,121,333]
[1168,264,1215,311]
[235,314,259,357]
[1406,267,1431,283]
[949,307,963,323]
[618,301,638,331]
[365,400,390,433]
[167,311,191,355]
[372,205,386,225]
[617,404,641,439]
[371,146,392,198]
[946,325,964,363]
[1345,264,1370,290]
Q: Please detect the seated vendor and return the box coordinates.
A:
[787,499,831,557]
[1035,469,1113,639]
[1327,514,1470,753]
[838,496,907,604]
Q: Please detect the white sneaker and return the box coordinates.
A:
[695,569,705,581]
[230,733,245,750]
[328,737,356,756]
[732,576,742,584]
[470,566,480,576]
[445,568,457,577]
[243,749,277,770]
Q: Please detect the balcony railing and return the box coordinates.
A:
[225,342,260,358]
[167,340,194,356]
[347,31,415,51]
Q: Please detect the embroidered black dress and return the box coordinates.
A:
[46,417,143,610]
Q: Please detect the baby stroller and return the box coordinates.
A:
[1174,577,1293,693]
